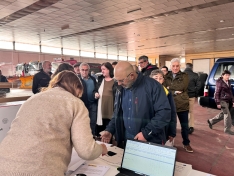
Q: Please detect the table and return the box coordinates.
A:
[0,88,33,103]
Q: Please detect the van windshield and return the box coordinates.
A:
[214,63,234,81]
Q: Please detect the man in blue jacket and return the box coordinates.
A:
[101,61,171,148]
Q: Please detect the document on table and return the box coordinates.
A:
[71,164,110,176]
[96,140,113,147]
[67,148,86,171]
[174,162,192,176]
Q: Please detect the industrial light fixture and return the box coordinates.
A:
[220,20,225,22]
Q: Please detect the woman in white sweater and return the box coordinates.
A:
[0,70,107,176]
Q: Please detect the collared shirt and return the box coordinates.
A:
[122,88,137,136]
[83,77,95,103]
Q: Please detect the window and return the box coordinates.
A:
[96,53,107,59]
[0,41,13,50]
[41,46,61,54]
[63,49,79,56]
[15,43,40,52]
[128,57,136,61]
[119,56,127,61]
[214,63,234,80]
[108,54,117,60]
[80,51,94,57]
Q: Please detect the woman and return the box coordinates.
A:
[150,70,177,146]
[94,62,118,136]
[0,71,107,175]
[51,62,74,78]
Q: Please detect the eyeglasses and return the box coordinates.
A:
[139,61,146,64]
[81,69,89,72]
[114,72,132,83]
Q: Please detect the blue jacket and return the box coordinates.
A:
[105,73,171,147]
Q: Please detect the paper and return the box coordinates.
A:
[98,146,123,167]
[174,162,192,176]
[96,140,113,147]
[67,148,86,171]
[72,164,110,176]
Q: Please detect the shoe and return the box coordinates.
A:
[188,127,194,134]
[207,120,212,129]
[224,129,234,135]
[183,145,193,153]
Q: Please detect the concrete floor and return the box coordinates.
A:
[175,100,234,176]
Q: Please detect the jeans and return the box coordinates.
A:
[177,110,190,145]
[87,103,97,136]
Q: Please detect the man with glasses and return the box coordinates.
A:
[101,61,171,148]
[79,62,97,136]
[138,55,158,77]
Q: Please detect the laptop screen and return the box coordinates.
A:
[121,139,177,176]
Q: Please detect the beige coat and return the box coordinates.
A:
[0,87,102,176]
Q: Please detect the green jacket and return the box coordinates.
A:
[164,71,189,112]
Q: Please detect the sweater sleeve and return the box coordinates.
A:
[71,100,102,160]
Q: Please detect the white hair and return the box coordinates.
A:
[42,60,50,69]
[79,62,90,70]
[170,58,180,65]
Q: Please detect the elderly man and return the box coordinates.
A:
[32,61,52,94]
[101,61,171,148]
[79,62,97,136]
[138,55,158,77]
[164,58,193,153]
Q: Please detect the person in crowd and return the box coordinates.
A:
[184,63,201,134]
[138,55,158,77]
[207,70,234,135]
[150,70,177,145]
[161,66,169,76]
[91,71,98,80]
[0,70,10,93]
[112,61,118,68]
[79,62,97,136]
[101,61,171,148]
[73,63,81,76]
[94,62,118,136]
[164,58,193,153]
[0,71,107,175]
[52,62,74,78]
[32,60,52,94]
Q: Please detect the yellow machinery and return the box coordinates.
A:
[19,76,33,89]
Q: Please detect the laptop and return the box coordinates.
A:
[116,139,177,176]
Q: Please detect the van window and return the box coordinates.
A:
[214,63,234,81]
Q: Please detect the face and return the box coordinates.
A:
[43,62,52,73]
[222,74,230,81]
[161,68,168,75]
[74,66,80,74]
[138,59,148,69]
[101,65,110,77]
[171,61,180,74]
[114,72,134,89]
[80,65,89,78]
[152,74,164,84]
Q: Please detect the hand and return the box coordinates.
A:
[100,131,112,143]
[233,103,234,107]
[100,144,108,156]
[168,136,174,142]
[175,91,182,94]
[134,132,147,142]
[217,105,221,109]
[95,93,100,99]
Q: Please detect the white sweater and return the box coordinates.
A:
[0,87,102,176]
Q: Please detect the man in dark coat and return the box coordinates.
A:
[101,61,171,148]
[138,55,158,77]
[208,70,234,135]
[184,63,201,134]
[0,70,10,93]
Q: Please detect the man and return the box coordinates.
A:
[0,70,10,93]
[79,62,97,136]
[101,61,171,148]
[73,63,80,76]
[207,70,234,135]
[161,66,169,75]
[164,58,193,153]
[112,61,118,68]
[184,63,201,134]
[138,55,158,77]
[32,61,52,94]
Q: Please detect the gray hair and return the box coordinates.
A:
[150,69,164,78]
[170,58,180,65]
[79,62,90,70]
[42,60,51,69]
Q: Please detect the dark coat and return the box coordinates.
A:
[184,68,201,98]
[105,73,171,148]
[141,64,158,77]
[214,77,234,105]
[164,71,189,112]
[32,70,52,94]
[0,75,10,93]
